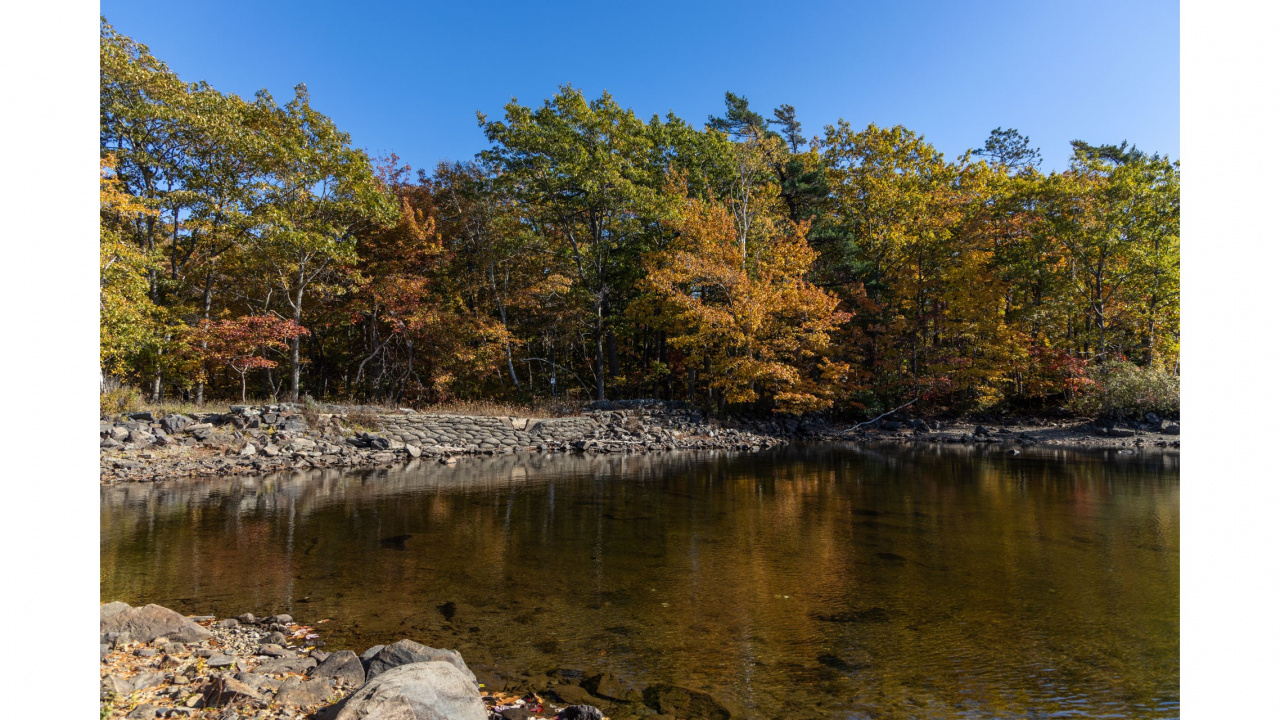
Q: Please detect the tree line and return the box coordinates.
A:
[100,21,1179,415]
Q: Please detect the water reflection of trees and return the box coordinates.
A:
[101,445,1179,719]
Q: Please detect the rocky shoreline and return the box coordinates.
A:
[100,601,731,720]
[100,401,1179,484]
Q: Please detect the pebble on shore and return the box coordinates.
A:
[100,602,615,720]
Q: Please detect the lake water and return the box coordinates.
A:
[101,443,1179,719]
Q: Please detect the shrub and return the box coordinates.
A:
[100,385,143,415]
[344,408,384,431]
[1068,361,1179,420]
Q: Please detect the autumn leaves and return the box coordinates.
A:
[100,17,1178,415]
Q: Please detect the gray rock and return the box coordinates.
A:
[271,614,294,625]
[202,675,268,707]
[313,649,366,687]
[135,647,157,657]
[126,703,162,719]
[365,639,476,684]
[360,645,387,666]
[102,674,133,696]
[264,631,287,645]
[207,654,236,668]
[130,671,167,692]
[100,603,212,644]
[239,443,257,456]
[127,429,154,445]
[254,656,317,675]
[1106,427,1136,437]
[1163,423,1180,435]
[160,414,193,434]
[333,661,487,720]
[129,411,156,422]
[164,642,186,655]
[256,643,289,658]
[275,676,335,707]
[102,631,131,648]
[101,601,132,620]
[101,643,110,661]
[233,672,282,695]
[214,618,239,629]
[236,613,257,625]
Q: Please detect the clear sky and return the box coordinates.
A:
[100,0,1179,173]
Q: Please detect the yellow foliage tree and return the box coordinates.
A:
[644,192,850,413]
[100,155,161,378]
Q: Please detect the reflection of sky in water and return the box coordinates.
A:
[102,445,1179,720]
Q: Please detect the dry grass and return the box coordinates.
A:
[343,408,384,431]
[415,398,582,418]
[100,387,274,419]
[100,384,584,421]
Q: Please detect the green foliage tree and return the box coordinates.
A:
[98,20,1179,417]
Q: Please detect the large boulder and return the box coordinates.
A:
[364,640,474,684]
[99,603,211,643]
[160,414,193,434]
[332,661,486,720]
[100,601,132,620]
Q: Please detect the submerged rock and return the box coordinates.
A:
[642,684,732,720]
[580,672,640,703]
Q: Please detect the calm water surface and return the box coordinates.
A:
[101,444,1179,719]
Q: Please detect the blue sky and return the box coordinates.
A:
[101,0,1179,173]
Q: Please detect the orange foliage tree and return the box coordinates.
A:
[190,316,309,402]
[643,191,850,413]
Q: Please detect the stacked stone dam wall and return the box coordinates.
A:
[100,403,794,483]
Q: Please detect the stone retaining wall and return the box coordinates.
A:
[378,414,601,449]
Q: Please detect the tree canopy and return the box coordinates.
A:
[100,20,1179,416]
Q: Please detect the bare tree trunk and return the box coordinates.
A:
[196,272,214,405]
[290,272,305,402]
[607,332,620,382]
[549,339,558,398]
[595,301,606,401]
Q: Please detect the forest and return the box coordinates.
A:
[100,21,1179,417]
